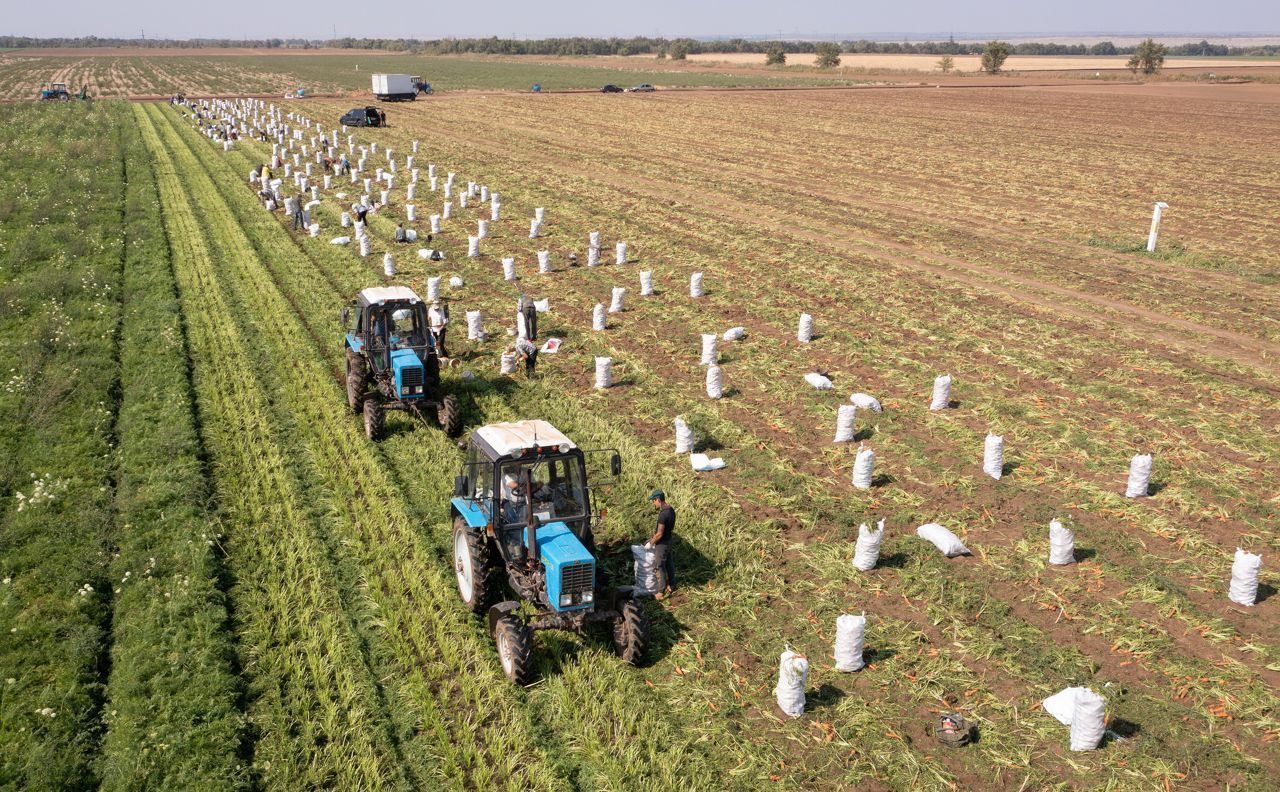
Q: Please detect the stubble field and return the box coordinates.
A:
[1,67,1277,791]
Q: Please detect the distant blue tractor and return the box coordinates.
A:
[342,286,459,440]
[451,420,647,684]
[39,82,70,101]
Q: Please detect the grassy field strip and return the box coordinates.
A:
[149,101,569,791]
[97,106,248,790]
[133,104,408,790]
[0,104,125,789]
[161,100,778,792]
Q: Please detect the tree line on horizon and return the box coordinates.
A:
[1,34,1275,58]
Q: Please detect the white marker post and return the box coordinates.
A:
[1146,201,1169,252]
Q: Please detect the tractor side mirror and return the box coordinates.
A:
[454,475,469,498]
[610,453,622,477]
[341,307,350,326]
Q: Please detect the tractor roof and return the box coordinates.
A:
[475,420,577,458]
[358,286,421,307]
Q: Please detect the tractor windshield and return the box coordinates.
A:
[497,456,587,528]
[366,302,432,368]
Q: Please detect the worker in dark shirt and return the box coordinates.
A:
[646,490,676,599]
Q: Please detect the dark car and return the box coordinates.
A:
[628,84,656,93]
[600,84,624,93]
[341,107,386,128]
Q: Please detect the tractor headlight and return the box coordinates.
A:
[581,590,593,603]
[559,594,572,607]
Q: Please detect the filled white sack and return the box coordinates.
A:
[834,404,856,443]
[930,375,952,410]
[631,544,659,594]
[674,417,693,455]
[329,236,351,245]
[1228,548,1262,606]
[1049,519,1076,565]
[1070,689,1107,751]
[804,372,834,390]
[722,327,745,342]
[916,523,969,557]
[834,613,866,672]
[775,649,808,718]
[852,519,885,572]
[983,433,1004,480]
[1125,453,1152,498]
[850,392,882,413]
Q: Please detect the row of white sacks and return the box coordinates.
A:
[773,628,1109,752]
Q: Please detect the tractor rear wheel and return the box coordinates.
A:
[438,394,461,437]
[494,616,535,685]
[346,351,367,413]
[612,598,649,665]
[452,517,489,613]
[363,398,384,441]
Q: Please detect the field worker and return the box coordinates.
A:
[646,491,676,599]
[515,295,537,341]
[354,202,370,226]
[395,223,407,244]
[502,473,527,524]
[290,196,305,231]
[428,302,449,358]
[515,336,538,377]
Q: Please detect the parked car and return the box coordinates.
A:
[341,107,387,128]
[628,84,656,93]
[600,84,624,93]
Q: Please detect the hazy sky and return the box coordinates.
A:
[7,1,1279,40]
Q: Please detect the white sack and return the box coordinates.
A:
[529,219,541,239]
[502,258,516,281]
[850,392,882,413]
[700,334,718,366]
[1049,519,1075,565]
[1229,548,1262,606]
[852,444,874,490]
[1125,453,1152,498]
[690,453,726,472]
[930,375,952,410]
[406,204,416,222]
[690,272,704,298]
[594,357,612,389]
[722,326,744,342]
[834,404,856,443]
[359,236,371,257]
[706,365,723,399]
[430,214,441,234]
[329,236,351,245]
[640,270,653,296]
[382,253,396,277]
[674,417,693,454]
[983,433,1004,480]
[631,544,659,594]
[609,287,626,313]
[615,242,627,265]
[500,352,516,375]
[797,313,813,343]
[537,250,550,273]
[587,247,599,267]
[592,304,606,331]
[533,299,549,313]
[589,231,600,248]
[1070,689,1107,751]
[468,236,480,258]
[449,276,464,288]
[804,372,833,390]
[775,649,808,718]
[916,523,969,557]
[834,613,866,672]
[426,276,441,301]
[466,310,484,341]
[341,211,351,227]
[852,519,885,572]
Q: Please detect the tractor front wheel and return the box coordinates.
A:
[438,393,461,437]
[612,598,650,665]
[452,517,489,613]
[363,398,384,441]
[346,352,367,413]
[494,616,535,685]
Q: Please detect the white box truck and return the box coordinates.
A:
[372,73,431,101]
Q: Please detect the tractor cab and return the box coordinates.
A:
[342,286,459,439]
[450,420,645,684]
[39,83,70,101]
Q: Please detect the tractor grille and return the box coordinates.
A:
[401,367,424,388]
[560,562,594,595]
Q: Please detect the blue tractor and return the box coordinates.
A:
[342,286,460,440]
[451,420,648,684]
[39,82,70,101]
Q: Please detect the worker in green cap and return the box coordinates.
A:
[645,490,676,599]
